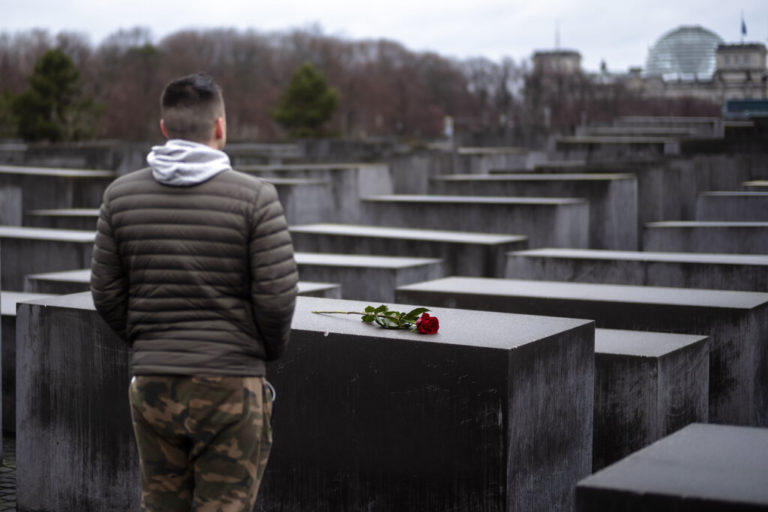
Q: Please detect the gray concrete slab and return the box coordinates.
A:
[225,142,303,166]
[576,423,768,511]
[453,147,528,174]
[296,281,342,299]
[613,116,723,136]
[644,221,768,254]
[743,180,768,190]
[361,195,589,248]
[296,252,444,302]
[24,269,91,294]
[593,329,709,471]
[26,209,99,231]
[0,226,95,290]
[0,165,115,226]
[554,136,680,163]
[581,126,698,138]
[1,291,55,434]
[534,160,699,234]
[430,173,637,249]
[23,268,342,299]
[24,176,332,228]
[290,223,527,277]
[534,155,755,228]
[263,177,334,225]
[240,163,393,223]
[506,248,768,291]
[396,276,768,427]
[16,293,593,512]
[696,191,768,221]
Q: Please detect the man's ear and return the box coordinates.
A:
[214,117,225,140]
[160,119,169,139]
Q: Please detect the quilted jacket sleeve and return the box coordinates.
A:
[90,197,129,341]
[249,182,299,361]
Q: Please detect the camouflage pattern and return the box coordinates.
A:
[128,375,273,511]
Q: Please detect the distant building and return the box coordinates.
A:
[714,43,768,99]
[532,50,582,74]
[603,25,767,103]
[644,26,723,81]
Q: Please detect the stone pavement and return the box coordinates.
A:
[0,438,16,511]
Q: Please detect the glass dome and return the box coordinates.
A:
[644,26,724,81]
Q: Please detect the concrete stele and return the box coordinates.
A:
[644,221,768,254]
[592,328,709,471]
[290,223,527,278]
[362,194,589,248]
[16,293,594,512]
[576,423,768,511]
[295,252,445,302]
[506,248,768,292]
[429,173,637,250]
[22,268,341,299]
[396,276,768,427]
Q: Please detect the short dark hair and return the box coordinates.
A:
[160,73,225,142]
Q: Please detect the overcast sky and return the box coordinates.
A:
[3,0,767,72]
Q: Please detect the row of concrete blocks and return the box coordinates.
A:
[6,291,729,511]
[7,220,768,304]
[0,225,525,297]
[22,191,768,256]
[6,159,767,253]
[14,288,767,511]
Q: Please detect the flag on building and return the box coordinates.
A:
[741,17,747,36]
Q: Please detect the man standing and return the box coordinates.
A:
[91,73,298,511]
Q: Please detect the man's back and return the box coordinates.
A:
[91,166,297,376]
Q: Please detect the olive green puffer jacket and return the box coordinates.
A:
[90,167,298,376]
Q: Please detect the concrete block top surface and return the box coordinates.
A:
[0,164,116,178]
[24,268,337,295]
[700,191,768,198]
[0,225,96,242]
[295,252,442,268]
[26,269,91,282]
[261,177,328,186]
[297,282,340,294]
[398,277,768,310]
[595,328,707,357]
[239,163,380,172]
[1,291,56,316]
[456,146,526,154]
[647,221,768,228]
[20,292,592,351]
[433,173,634,182]
[557,136,673,144]
[511,248,768,266]
[363,194,586,205]
[28,209,100,216]
[531,160,588,169]
[290,223,526,244]
[296,296,592,350]
[578,423,768,505]
[743,180,768,188]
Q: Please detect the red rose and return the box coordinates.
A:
[415,312,439,334]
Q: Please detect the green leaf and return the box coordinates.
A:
[376,316,401,329]
[361,315,374,323]
[404,307,430,321]
[365,306,375,313]
[374,305,388,314]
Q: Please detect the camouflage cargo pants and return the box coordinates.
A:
[128,375,274,512]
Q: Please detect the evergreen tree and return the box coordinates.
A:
[0,91,16,138]
[271,63,339,138]
[11,48,101,142]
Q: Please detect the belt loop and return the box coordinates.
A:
[265,379,277,403]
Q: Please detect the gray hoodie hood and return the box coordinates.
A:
[147,139,231,186]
